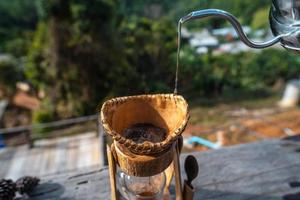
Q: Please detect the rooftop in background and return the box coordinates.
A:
[12,91,40,110]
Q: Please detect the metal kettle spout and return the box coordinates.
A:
[179,9,289,49]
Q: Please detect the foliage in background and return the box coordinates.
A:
[119,17,177,94]
[0,0,38,56]
[26,0,179,119]
[251,6,269,30]
[25,0,127,118]
[119,0,270,29]
[0,56,20,97]
[178,47,300,97]
[1,0,300,122]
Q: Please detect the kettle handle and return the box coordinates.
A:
[180,9,288,49]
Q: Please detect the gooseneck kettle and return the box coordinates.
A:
[180,0,300,52]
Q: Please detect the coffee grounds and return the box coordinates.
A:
[122,123,166,144]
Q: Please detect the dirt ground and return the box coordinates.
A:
[183,97,300,151]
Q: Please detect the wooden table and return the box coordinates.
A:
[27,136,300,200]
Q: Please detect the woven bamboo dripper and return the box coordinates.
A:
[101,94,189,200]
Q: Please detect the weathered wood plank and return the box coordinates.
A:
[23,146,42,176]
[66,136,78,170]
[26,137,300,200]
[2,133,101,179]
[40,138,57,175]
[0,148,15,178]
[77,134,94,169]
[5,146,28,180]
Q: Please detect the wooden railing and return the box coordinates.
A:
[0,114,108,165]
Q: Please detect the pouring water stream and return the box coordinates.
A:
[174,8,298,94]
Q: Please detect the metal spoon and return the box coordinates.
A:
[184,155,199,187]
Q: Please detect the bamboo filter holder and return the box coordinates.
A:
[101,94,189,200]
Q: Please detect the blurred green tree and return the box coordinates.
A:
[0,56,20,97]
[251,7,269,30]
[26,0,130,119]
[0,0,38,56]
[120,17,177,94]
[1,0,297,123]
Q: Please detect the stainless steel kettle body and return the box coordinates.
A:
[180,0,300,52]
[270,0,300,51]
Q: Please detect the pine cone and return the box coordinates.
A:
[15,176,40,195]
[0,179,16,200]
